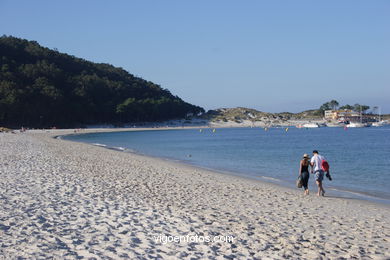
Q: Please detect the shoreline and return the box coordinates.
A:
[61,128,390,206]
[1,129,389,258]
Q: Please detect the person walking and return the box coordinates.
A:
[310,150,326,196]
[299,154,311,195]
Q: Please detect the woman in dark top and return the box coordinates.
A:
[299,154,311,195]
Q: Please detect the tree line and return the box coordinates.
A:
[0,36,204,128]
[319,100,372,114]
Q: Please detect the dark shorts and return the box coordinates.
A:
[301,171,309,190]
[315,170,324,182]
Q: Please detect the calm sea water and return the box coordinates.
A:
[65,126,390,204]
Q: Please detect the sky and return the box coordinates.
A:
[1,0,389,113]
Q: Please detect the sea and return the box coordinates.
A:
[64,126,390,204]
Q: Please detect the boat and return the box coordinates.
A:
[371,108,388,127]
[346,105,370,128]
[346,122,369,128]
[326,122,346,127]
[302,123,320,128]
[372,120,388,127]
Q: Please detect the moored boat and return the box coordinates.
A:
[346,122,369,128]
[372,120,388,127]
[326,122,346,127]
[302,123,320,128]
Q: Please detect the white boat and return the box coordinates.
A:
[346,122,368,128]
[372,120,388,127]
[346,105,370,128]
[371,108,388,127]
[302,123,319,128]
[326,122,345,127]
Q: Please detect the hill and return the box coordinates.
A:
[0,36,204,128]
[202,107,323,125]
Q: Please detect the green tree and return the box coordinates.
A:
[353,104,370,113]
[0,35,204,127]
[320,100,339,111]
[329,100,339,110]
[339,104,354,110]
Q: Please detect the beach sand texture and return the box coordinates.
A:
[0,131,389,259]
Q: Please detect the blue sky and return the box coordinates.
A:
[1,0,389,113]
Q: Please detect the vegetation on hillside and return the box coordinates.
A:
[202,107,322,124]
[203,101,383,124]
[0,36,204,128]
[319,100,371,114]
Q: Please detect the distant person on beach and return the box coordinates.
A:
[310,150,326,196]
[299,154,311,195]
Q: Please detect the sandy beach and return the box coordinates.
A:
[0,129,389,259]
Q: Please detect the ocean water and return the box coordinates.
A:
[64,126,390,204]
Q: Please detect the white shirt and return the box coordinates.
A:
[311,154,325,172]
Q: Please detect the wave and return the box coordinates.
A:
[92,143,107,147]
[259,176,282,182]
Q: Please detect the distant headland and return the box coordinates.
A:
[0,36,203,128]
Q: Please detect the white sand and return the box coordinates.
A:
[0,130,389,259]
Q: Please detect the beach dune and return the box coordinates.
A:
[0,130,389,259]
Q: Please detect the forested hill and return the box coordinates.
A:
[0,36,204,128]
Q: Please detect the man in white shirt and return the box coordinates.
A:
[310,150,326,196]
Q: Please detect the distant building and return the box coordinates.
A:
[324,109,373,123]
[324,110,338,120]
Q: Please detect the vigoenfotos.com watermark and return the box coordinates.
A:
[154,234,235,244]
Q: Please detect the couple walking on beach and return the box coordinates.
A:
[298,150,331,196]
